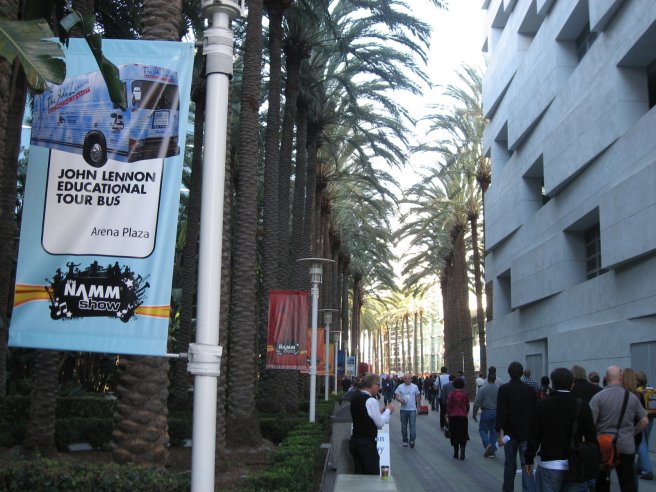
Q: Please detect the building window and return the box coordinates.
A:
[575,22,598,61]
[648,58,656,109]
[523,156,550,212]
[584,223,608,279]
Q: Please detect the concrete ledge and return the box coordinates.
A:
[334,474,398,492]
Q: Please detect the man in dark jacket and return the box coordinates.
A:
[570,364,602,403]
[525,367,597,491]
[349,373,394,474]
[497,361,538,492]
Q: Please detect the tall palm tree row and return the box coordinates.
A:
[0,0,456,466]
[398,64,487,395]
[253,0,448,408]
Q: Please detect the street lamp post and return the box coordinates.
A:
[297,258,334,422]
[320,309,339,400]
[188,2,241,491]
[333,330,341,394]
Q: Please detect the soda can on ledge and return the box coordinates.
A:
[381,465,390,480]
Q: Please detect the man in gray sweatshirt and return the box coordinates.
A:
[473,370,500,457]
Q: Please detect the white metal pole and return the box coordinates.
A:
[189,4,239,491]
[324,320,330,400]
[309,281,319,422]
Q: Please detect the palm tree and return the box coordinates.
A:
[419,64,488,371]
[22,349,59,454]
[111,0,182,466]
[225,0,264,447]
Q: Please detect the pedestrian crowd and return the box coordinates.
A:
[344,362,656,492]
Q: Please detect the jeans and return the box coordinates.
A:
[479,409,498,454]
[400,410,417,443]
[383,390,394,405]
[596,453,636,492]
[536,467,583,492]
[503,438,536,492]
[637,418,654,475]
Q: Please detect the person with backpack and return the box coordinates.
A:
[589,366,649,492]
[435,366,450,425]
[524,368,598,491]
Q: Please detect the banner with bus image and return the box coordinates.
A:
[9,39,194,356]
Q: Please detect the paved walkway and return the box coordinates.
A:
[381,402,656,492]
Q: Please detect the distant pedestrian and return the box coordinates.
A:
[435,367,450,425]
[381,374,395,405]
[636,370,654,481]
[440,374,456,435]
[497,361,538,492]
[570,364,602,403]
[473,369,499,458]
[447,378,470,460]
[475,372,485,393]
[348,373,394,475]
[342,371,353,393]
[537,376,552,401]
[521,369,539,392]
[394,373,421,448]
[589,371,601,386]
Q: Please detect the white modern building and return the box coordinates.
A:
[482,0,656,384]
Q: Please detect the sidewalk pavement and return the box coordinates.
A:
[324,401,656,492]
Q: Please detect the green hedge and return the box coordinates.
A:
[259,414,301,444]
[0,457,190,491]
[0,396,116,423]
[0,397,193,450]
[241,403,333,492]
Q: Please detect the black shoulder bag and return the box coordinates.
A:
[566,398,601,482]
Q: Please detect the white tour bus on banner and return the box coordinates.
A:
[31,63,180,167]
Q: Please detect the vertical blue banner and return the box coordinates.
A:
[9,39,194,356]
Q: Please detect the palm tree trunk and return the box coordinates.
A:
[419,310,424,374]
[23,350,59,454]
[350,276,363,362]
[277,40,305,287]
[112,355,170,465]
[258,2,286,412]
[469,214,486,372]
[226,0,264,447]
[386,323,392,373]
[288,101,308,290]
[216,105,235,461]
[413,311,419,374]
[111,0,182,466]
[400,315,407,373]
[0,60,24,397]
[453,224,475,396]
[170,56,205,411]
[340,256,350,354]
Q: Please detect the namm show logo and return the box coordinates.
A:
[47,261,149,322]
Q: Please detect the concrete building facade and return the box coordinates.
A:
[482,0,656,385]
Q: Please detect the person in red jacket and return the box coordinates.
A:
[447,377,470,460]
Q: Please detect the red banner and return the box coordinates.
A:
[301,327,335,375]
[266,290,309,370]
